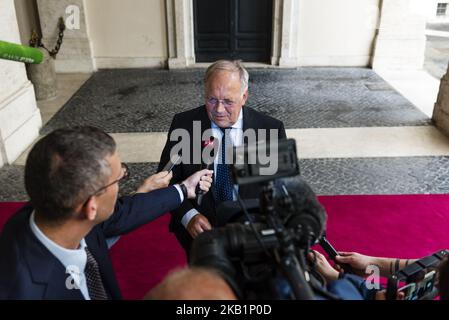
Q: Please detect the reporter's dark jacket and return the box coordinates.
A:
[0,186,181,300]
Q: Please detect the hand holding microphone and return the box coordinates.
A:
[182,169,214,199]
[197,137,218,205]
[159,148,214,201]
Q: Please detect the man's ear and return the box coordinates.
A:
[83,197,98,221]
[241,89,249,105]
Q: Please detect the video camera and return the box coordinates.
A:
[386,250,449,300]
[190,138,446,300]
[190,139,330,299]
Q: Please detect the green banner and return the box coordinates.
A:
[0,40,44,64]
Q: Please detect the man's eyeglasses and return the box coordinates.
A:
[206,97,237,108]
[89,163,130,198]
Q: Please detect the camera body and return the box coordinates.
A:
[191,138,445,300]
[191,138,327,299]
[232,138,300,185]
[387,250,449,300]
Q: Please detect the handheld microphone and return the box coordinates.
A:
[197,137,218,206]
[276,177,326,246]
[161,153,181,174]
[319,235,354,274]
[0,40,43,64]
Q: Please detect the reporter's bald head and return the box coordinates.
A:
[145,267,237,300]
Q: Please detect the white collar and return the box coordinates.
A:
[29,211,87,273]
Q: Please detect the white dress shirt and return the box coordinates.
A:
[29,211,91,300]
[29,187,184,300]
[181,110,244,228]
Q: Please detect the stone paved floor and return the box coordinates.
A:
[3,156,449,201]
[41,68,430,135]
[1,67,449,202]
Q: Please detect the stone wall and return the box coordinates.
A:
[0,0,42,167]
[372,0,427,70]
[31,0,428,69]
[433,63,449,136]
[36,0,95,73]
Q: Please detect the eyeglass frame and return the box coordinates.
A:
[85,162,130,201]
[206,96,240,108]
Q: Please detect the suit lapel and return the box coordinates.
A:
[43,263,84,300]
[21,220,84,300]
[240,107,256,199]
[198,106,212,131]
[196,107,259,213]
[242,107,255,136]
[21,211,119,300]
[197,107,218,203]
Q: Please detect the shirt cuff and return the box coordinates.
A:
[181,208,200,229]
[173,184,184,203]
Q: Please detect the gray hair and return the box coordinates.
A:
[204,60,249,94]
[25,126,116,224]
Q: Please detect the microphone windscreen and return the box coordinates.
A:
[274,176,327,243]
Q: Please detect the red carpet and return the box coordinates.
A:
[0,202,25,230]
[108,214,186,300]
[1,194,449,299]
[317,195,449,259]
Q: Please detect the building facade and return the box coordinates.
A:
[426,0,449,23]
[13,0,428,72]
[0,0,441,168]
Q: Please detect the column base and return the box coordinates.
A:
[42,37,96,73]
[0,82,42,165]
[168,57,195,69]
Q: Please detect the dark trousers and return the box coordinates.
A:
[173,227,193,262]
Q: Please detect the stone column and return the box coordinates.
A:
[36,0,95,73]
[166,0,195,69]
[0,0,42,167]
[433,63,449,137]
[271,0,301,67]
[372,0,427,70]
[277,0,301,67]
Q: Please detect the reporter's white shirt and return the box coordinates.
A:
[28,186,184,300]
[29,211,91,300]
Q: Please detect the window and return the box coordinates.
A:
[437,3,449,16]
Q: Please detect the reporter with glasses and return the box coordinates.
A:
[0,126,213,300]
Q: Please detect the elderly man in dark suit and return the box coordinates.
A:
[158,60,287,255]
[0,126,213,300]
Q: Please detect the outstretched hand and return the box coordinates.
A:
[136,171,173,193]
[182,169,214,199]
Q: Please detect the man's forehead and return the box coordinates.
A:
[207,70,239,83]
[206,72,241,91]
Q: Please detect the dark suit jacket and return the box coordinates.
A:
[0,186,181,300]
[158,106,287,252]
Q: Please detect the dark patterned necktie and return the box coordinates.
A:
[85,247,108,300]
[215,128,234,203]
